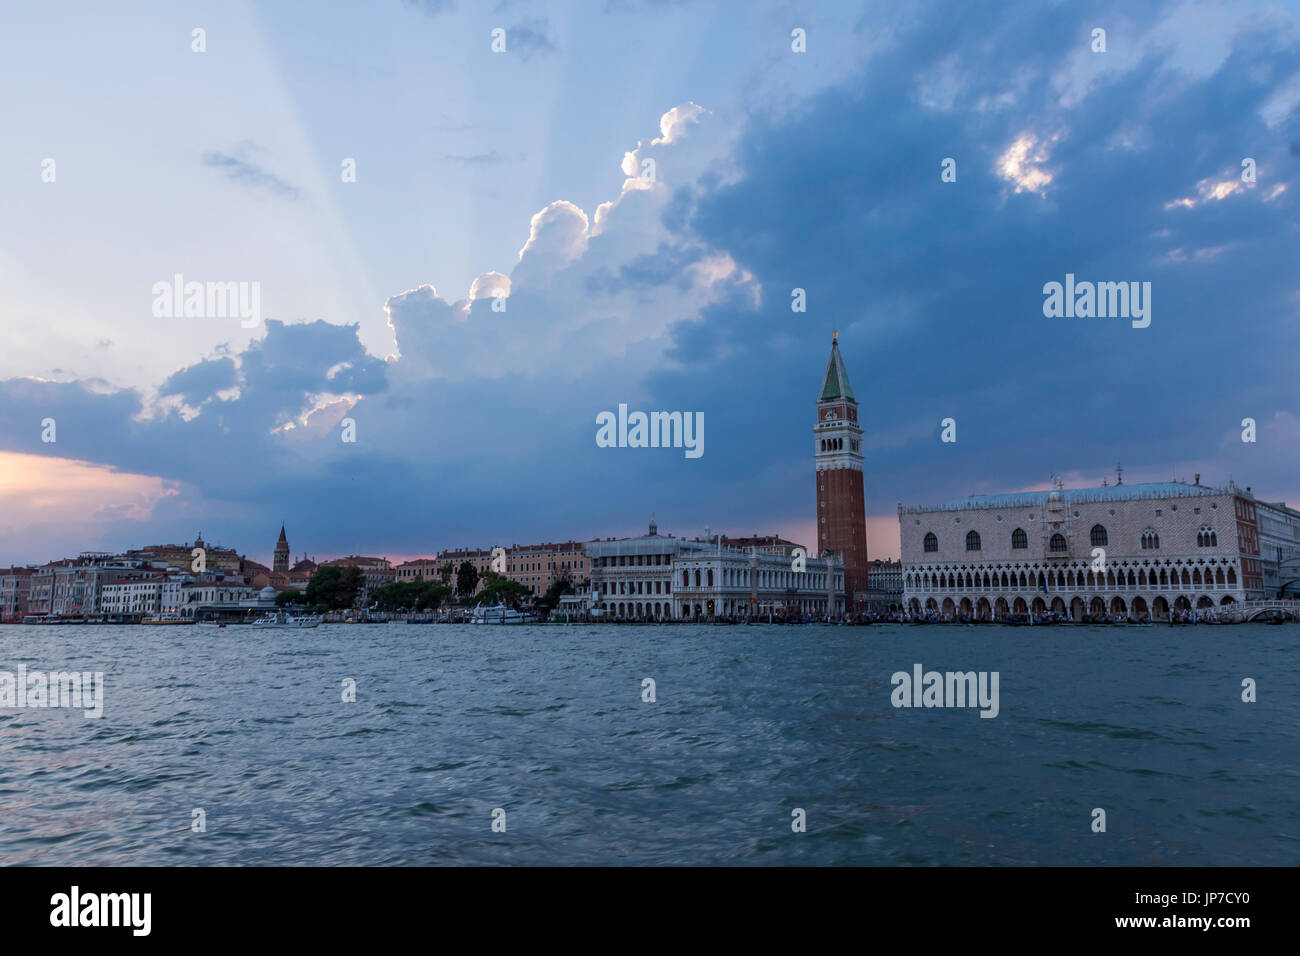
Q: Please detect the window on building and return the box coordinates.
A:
[923,533,938,553]
[1049,533,1067,553]
[1141,529,1160,550]
[1197,525,1217,547]
[1011,528,1027,549]
[966,531,981,551]
[1090,524,1108,547]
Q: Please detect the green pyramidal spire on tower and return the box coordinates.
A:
[820,330,855,402]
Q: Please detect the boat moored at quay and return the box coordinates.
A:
[468,603,536,624]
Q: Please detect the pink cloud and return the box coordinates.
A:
[0,452,180,564]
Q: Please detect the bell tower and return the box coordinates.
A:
[274,523,290,573]
[814,331,868,606]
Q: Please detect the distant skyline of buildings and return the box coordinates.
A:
[0,517,910,622]
[4,481,1294,623]
[0,336,890,622]
[3,332,1297,623]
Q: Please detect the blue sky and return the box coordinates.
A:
[1,0,1298,566]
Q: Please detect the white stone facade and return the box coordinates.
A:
[586,522,846,619]
[160,577,193,618]
[100,579,163,616]
[586,524,708,620]
[176,582,259,619]
[673,548,845,619]
[1256,498,1300,597]
[900,480,1264,621]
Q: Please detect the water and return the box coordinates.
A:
[0,622,1296,866]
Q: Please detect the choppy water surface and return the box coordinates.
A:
[0,622,1296,865]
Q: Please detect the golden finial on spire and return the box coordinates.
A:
[833,329,838,341]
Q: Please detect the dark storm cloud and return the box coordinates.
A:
[642,0,1300,511]
[159,357,238,408]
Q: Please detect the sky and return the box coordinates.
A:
[1,0,1298,567]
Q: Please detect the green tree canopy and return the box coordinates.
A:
[540,576,575,609]
[477,570,532,608]
[304,565,341,607]
[369,579,453,612]
[338,566,364,607]
[416,583,452,610]
[305,565,365,610]
[455,561,479,598]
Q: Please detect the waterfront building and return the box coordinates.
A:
[1254,496,1300,597]
[394,558,445,583]
[585,520,845,620]
[437,547,497,595]
[552,588,601,619]
[157,570,242,619]
[899,477,1271,622]
[30,557,115,618]
[506,545,547,595]
[585,519,708,619]
[0,567,35,623]
[100,578,163,618]
[815,331,869,607]
[176,580,261,620]
[505,540,591,597]
[864,558,903,615]
[673,541,845,620]
[29,554,160,618]
[28,564,53,615]
[160,575,194,619]
[434,542,591,598]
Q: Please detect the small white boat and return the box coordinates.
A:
[468,603,536,624]
[252,611,321,629]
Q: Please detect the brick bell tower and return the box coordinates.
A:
[273,523,290,573]
[815,331,868,607]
